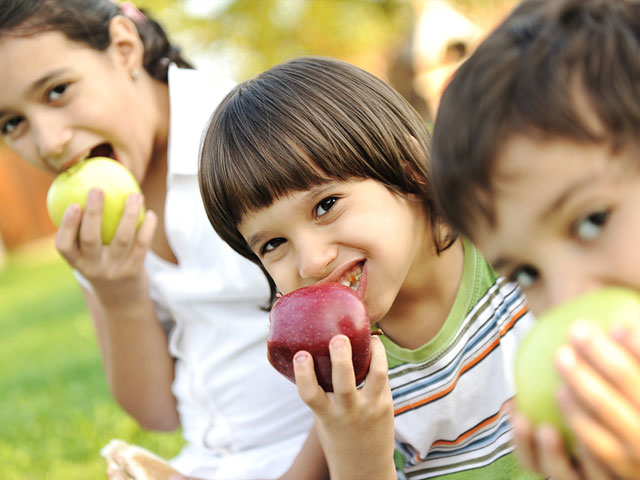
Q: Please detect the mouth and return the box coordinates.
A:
[338,262,363,292]
[88,143,116,160]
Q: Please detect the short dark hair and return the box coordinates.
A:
[0,0,192,82]
[432,0,640,238]
[199,56,452,302]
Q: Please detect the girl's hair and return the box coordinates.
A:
[199,56,453,302]
[0,0,193,82]
[432,0,640,239]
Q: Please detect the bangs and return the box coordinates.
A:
[199,55,435,280]
[201,58,426,231]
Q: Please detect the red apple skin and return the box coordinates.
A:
[267,282,372,392]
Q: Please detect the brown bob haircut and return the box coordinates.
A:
[432,0,640,239]
[199,56,452,302]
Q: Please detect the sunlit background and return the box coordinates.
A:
[0,1,517,478]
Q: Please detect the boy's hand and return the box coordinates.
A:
[54,188,156,304]
[293,335,396,480]
[555,321,640,479]
[511,320,640,479]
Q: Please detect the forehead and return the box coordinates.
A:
[472,134,618,259]
[0,31,91,93]
[237,187,324,236]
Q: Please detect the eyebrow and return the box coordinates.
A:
[246,233,266,253]
[243,182,337,252]
[537,173,601,223]
[27,68,69,97]
[0,68,69,119]
[490,173,602,272]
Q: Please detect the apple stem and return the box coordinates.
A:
[371,328,384,336]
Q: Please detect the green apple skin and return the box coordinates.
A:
[46,157,145,244]
[515,287,640,452]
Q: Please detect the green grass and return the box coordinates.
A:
[0,240,184,480]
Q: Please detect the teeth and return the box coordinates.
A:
[341,265,362,291]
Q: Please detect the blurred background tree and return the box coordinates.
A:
[138,0,414,81]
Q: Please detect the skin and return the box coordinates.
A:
[236,178,465,479]
[239,179,464,349]
[0,16,177,432]
[471,134,640,479]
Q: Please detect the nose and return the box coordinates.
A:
[296,233,338,282]
[543,266,603,311]
[32,115,72,170]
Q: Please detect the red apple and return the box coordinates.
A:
[267,282,372,392]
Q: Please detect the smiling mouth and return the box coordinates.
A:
[339,263,363,291]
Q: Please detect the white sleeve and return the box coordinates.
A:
[72,269,175,338]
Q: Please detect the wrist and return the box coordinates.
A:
[92,274,150,311]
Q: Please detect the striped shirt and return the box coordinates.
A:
[380,239,541,479]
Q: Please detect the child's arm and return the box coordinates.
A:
[293,334,397,480]
[57,193,179,430]
[512,320,640,479]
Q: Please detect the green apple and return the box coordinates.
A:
[46,157,145,244]
[515,287,640,452]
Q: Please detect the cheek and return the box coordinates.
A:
[263,262,295,295]
[9,140,48,172]
[525,293,549,318]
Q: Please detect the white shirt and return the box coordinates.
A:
[136,65,314,478]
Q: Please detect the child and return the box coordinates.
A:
[0,1,315,478]
[198,56,537,479]
[431,0,640,478]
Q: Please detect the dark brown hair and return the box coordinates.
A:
[0,0,192,82]
[432,0,640,238]
[199,56,452,302]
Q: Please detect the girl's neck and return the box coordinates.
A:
[140,79,176,264]
[378,237,464,350]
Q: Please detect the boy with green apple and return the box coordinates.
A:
[431,0,640,478]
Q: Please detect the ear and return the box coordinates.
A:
[107,15,144,74]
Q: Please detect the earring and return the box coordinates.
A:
[130,69,140,81]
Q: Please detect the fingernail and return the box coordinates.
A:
[570,320,592,343]
[555,345,576,371]
[294,351,310,363]
[611,321,630,341]
[64,204,81,219]
[330,335,346,349]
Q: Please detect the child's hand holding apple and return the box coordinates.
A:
[267,282,397,480]
[46,157,156,301]
[513,287,640,479]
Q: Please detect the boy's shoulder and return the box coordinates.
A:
[383,238,529,367]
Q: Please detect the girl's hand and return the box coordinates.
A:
[293,335,396,480]
[54,188,157,304]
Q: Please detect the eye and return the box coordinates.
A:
[510,265,539,289]
[315,196,337,217]
[573,209,609,241]
[47,83,69,102]
[1,116,24,136]
[260,237,286,256]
